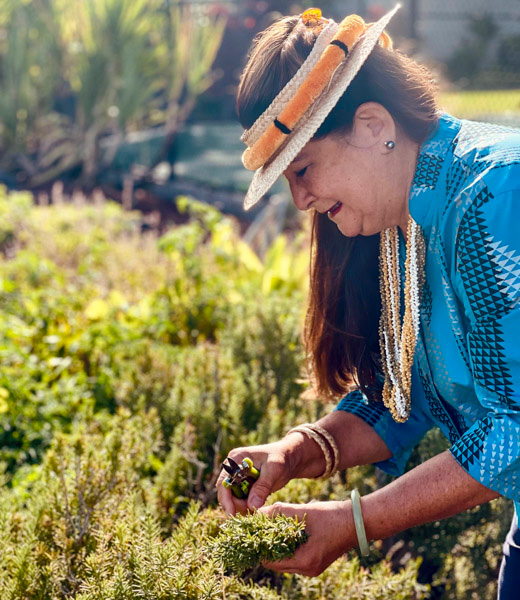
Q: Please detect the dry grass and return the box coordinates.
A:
[439,89,520,120]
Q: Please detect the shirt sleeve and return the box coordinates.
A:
[451,187,520,501]
[335,367,434,477]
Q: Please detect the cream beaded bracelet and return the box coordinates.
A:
[350,488,370,556]
[306,423,340,477]
[286,423,339,479]
[286,425,332,478]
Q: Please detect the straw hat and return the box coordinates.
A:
[241,4,401,210]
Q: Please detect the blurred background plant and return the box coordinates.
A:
[0,0,226,188]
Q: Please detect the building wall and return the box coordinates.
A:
[356,0,519,62]
[417,0,520,62]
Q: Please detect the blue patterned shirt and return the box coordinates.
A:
[336,114,520,508]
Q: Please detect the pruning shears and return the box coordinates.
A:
[221,456,260,499]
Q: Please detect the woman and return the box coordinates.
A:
[216,5,520,595]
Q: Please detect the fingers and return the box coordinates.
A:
[216,462,238,515]
[217,484,236,516]
[217,442,292,516]
[246,477,274,511]
[258,503,313,574]
[261,558,299,573]
[216,472,249,516]
[216,465,233,515]
[217,484,250,516]
[217,448,256,516]
[262,558,321,577]
[245,451,291,511]
[260,503,297,571]
[257,502,281,517]
[258,501,306,520]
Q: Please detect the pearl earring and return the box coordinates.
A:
[384,140,395,149]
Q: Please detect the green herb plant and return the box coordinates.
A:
[209,512,309,576]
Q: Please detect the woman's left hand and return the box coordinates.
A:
[258,500,356,576]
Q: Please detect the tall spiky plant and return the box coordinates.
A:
[0,1,60,161]
[156,0,227,164]
[0,0,227,187]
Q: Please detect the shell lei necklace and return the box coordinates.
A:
[379,216,426,423]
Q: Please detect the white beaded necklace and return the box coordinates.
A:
[379,216,425,423]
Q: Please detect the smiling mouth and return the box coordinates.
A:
[327,202,342,219]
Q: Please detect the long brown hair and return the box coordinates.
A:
[237,16,439,399]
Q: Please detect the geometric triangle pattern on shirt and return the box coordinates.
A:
[485,236,520,304]
[422,329,468,434]
[467,321,515,408]
[473,146,520,176]
[456,185,516,408]
[417,364,461,444]
[335,390,388,428]
[421,279,433,326]
[450,414,494,471]
[455,121,520,156]
[445,158,470,208]
[413,153,444,189]
[437,237,472,371]
[457,187,510,321]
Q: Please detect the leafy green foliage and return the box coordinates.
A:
[209,512,308,575]
[0,406,164,598]
[282,555,428,600]
[0,187,33,252]
[0,404,422,600]
[385,427,513,599]
[0,189,512,598]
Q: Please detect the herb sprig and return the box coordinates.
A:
[209,512,308,575]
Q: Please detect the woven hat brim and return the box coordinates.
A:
[243,4,400,211]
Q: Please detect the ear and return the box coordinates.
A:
[348,102,397,150]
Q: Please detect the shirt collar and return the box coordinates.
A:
[408,113,462,232]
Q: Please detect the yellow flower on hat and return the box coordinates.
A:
[301,8,325,27]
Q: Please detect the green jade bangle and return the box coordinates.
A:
[350,488,370,557]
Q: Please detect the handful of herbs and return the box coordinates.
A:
[210,512,308,575]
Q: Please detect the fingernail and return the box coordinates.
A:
[249,495,262,509]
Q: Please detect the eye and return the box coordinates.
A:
[295,166,308,178]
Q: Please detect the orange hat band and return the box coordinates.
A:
[241,12,393,172]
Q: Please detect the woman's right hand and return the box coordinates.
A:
[217,439,298,516]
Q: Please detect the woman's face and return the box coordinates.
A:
[284,134,407,237]
[283,105,416,237]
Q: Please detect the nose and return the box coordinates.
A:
[288,179,315,211]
